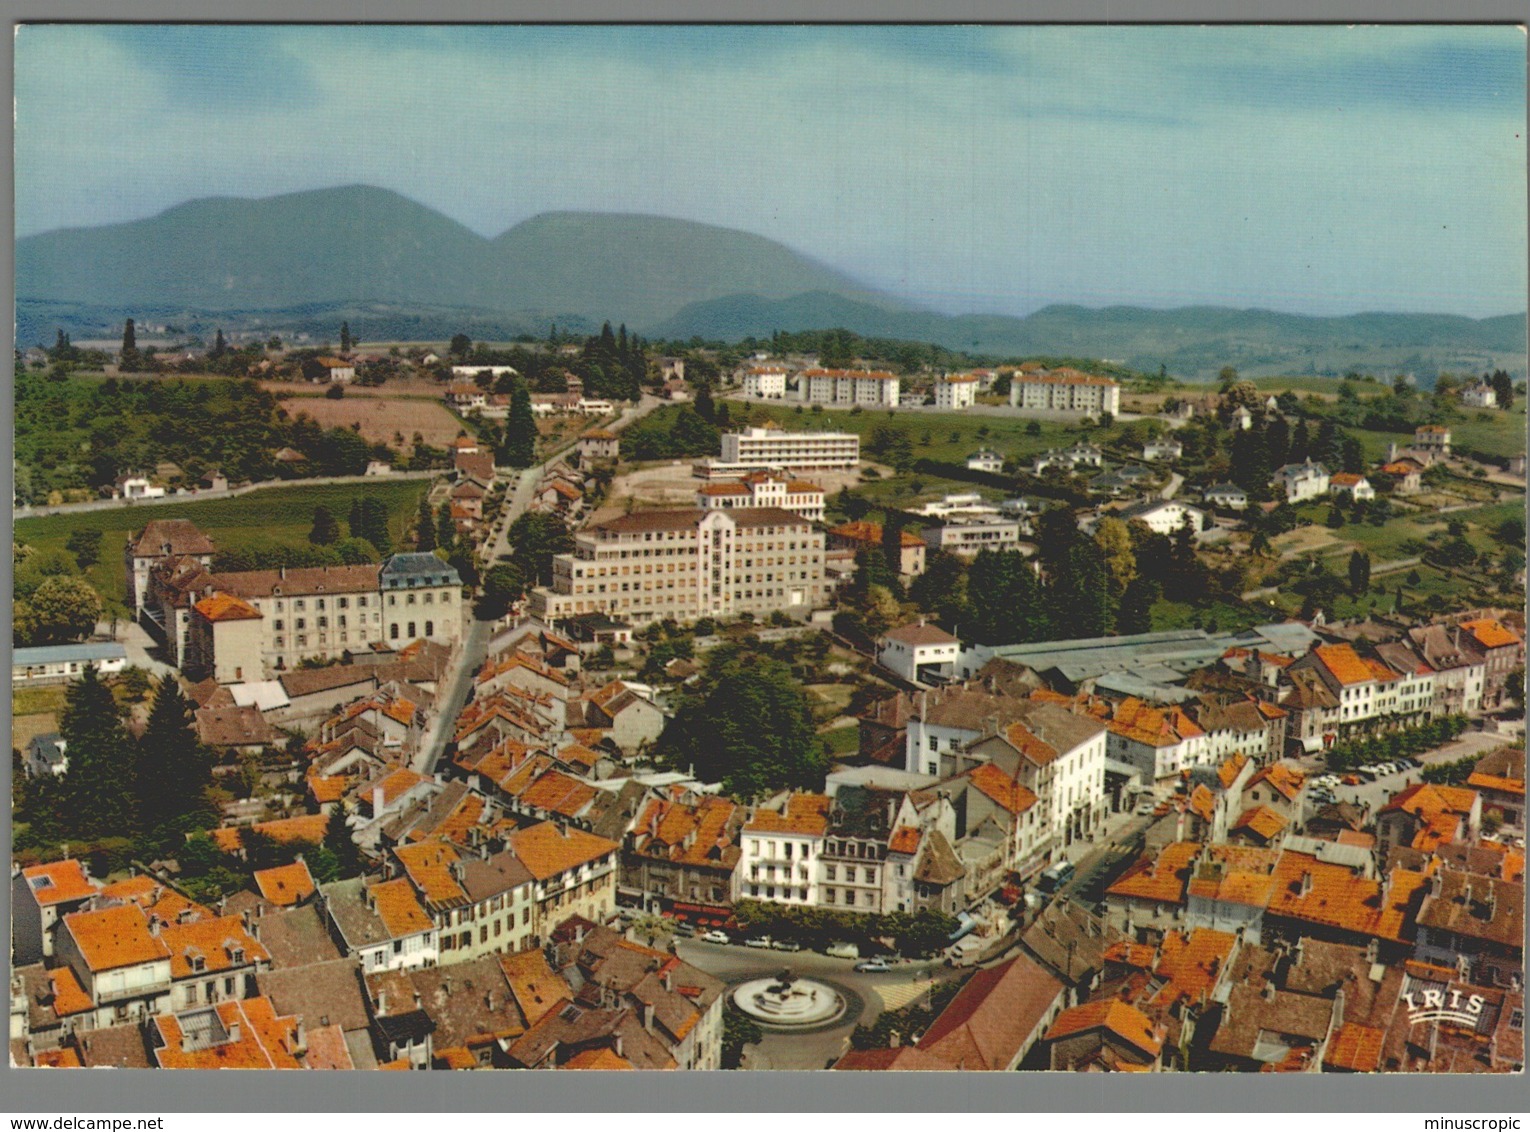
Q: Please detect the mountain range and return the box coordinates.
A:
[16,184,1526,379]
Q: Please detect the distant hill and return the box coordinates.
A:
[16,184,1526,379]
[652,294,1528,380]
[16,184,906,329]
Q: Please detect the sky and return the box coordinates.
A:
[14,24,1528,319]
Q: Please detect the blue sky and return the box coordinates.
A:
[14,24,1527,318]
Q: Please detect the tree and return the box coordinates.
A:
[964,549,1045,645]
[1048,538,1114,638]
[501,378,537,468]
[693,380,716,423]
[1035,507,1080,578]
[65,528,103,569]
[1347,550,1372,596]
[722,1007,764,1069]
[340,321,354,353]
[59,665,138,838]
[119,319,140,372]
[323,807,364,878]
[212,329,227,358]
[1217,366,1239,392]
[1340,434,1365,475]
[348,496,392,555]
[14,576,103,646]
[1229,428,1271,493]
[449,333,473,360]
[908,549,967,624]
[137,678,214,833]
[435,502,456,551]
[415,495,437,552]
[1117,576,1160,635]
[1093,517,1137,595]
[308,505,340,545]
[478,562,527,619]
[507,512,575,586]
[1491,369,1515,410]
[658,651,827,799]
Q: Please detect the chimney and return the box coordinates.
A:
[292,1019,307,1053]
[226,1021,241,1044]
[279,565,287,580]
[377,989,388,1015]
[662,969,673,992]
[1261,979,1277,1002]
[1298,870,1313,897]
[642,1001,655,1034]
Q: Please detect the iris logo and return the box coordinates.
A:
[1401,987,1487,1027]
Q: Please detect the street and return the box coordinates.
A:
[1298,725,1524,817]
[410,394,665,776]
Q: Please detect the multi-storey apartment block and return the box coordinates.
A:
[1009,369,1121,418]
[695,471,826,522]
[798,368,900,407]
[934,374,978,409]
[530,507,827,626]
[695,426,860,478]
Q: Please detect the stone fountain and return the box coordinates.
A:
[731,968,847,1029]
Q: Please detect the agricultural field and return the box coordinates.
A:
[14,479,431,617]
[278,395,467,449]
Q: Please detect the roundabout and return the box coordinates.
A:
[731,969,849,1030]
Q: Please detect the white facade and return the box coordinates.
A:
[920,519,1024,556]
[1329,475,1376,501]
[738,828,824,906]
[935,376,978,409]
[118,475,166,500]
[1142,440,1184,461]
[877,627,961,686]
[716,427,860,471]
[741,369,788,398]
[798,369,900,407]
[696,473,825,522]
[966,449,1005,473]
[1119,500,1207,536]
[1010,372,1121,418]
[1275,461,1331,502]
[1460,383,1497,409]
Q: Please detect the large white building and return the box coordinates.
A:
[695,426,861,477]
[798,368,901,407]
[934,374,978,409]
[1009,369,1121,418]
[1116,498,1207,537]
[878,622,961,686]
[740,367,788,399]
[530,506,828,626]
[920,518,1025,556]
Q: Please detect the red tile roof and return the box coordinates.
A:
[21,859,98,907]
[253,861,317,907]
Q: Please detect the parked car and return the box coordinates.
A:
[699,930,732,945]
[744,936,774,949]
[825,942,860,960]
[771,939,803,953]
[1036,860,1076,894]
[854,958,894,973]
[1133,799,1157,816]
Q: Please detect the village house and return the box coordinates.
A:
[827,520,927,577]
[878,621,961,687]
[1274,460,1331,502]
[1328,472,1376,501]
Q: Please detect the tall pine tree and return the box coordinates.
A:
[137,678,213,833]
[60,665,138,839]
[436,503,456,551]
[416,495,437,551]
[502,378,537,468]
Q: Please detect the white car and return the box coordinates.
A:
[699,930,731,945]
[854,958,894,973]
[1133,799,1157,816]
[744,936,773,949]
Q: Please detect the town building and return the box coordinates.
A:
[531,507,827,626]
[919,518,1025,556]
[576,429,619,464]
[694,426,860,478]
[798,368,901,407]
[1414,425,1452,455]
[12,642,128,687]
[1142,439,1184,462]
[878,622,961,686]
[740,367,788,399]
[934,374,978,409]
[1116,499,1207,537]
[1329,473,1376,501]
[738,794,832,907]
[1202,483,1249,511]
[114,472,166,501]
[622,790,742,917]
[1460,381,1498,409]
[126,519,217,618]
[966,448,1004,473]
[695,471,826,522]
[170,554,464,679]
[1009,369,1121,418]
[826,520,927,577]
[1274,461,1331,502]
